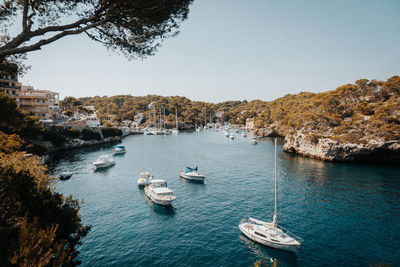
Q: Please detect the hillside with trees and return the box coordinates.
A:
[69,76,399,162]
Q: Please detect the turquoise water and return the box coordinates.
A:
[48,131,400,266]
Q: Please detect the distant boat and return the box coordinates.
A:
[229,134,235,140]
[59,171,73,180]
[242,132,247,137]
[251,137,258,145]
[112,145,126,155]
[224,131,230,137]
[239,138,303,253]
[93,155,115,170]
[137,171,153,187]
[172,108,179,134]
[144,179,176,206]
[179,166,206,182]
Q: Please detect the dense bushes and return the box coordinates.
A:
[43,128,66,147]
[64,128,81,139]
[102,127,122,138]
[81,128,102,140]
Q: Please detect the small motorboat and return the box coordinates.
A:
[251,138,258,145]
[112,145,126,155]
[137,171,153,186]
[229,134,235,140]
[179,166,206,182]
[224,131,230,137]
[59,171,73,180]
[242,132,247,137]
[93,155,115,170]
[144,179,176,206]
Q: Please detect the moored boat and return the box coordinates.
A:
[239,138,303,252]
[112,145,126,155]
[179,166,206,182]
[137,171,153,186]
[93,155,115,170]
[59,171,73,180]
[144,179,176,206]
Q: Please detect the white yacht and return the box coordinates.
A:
[112,145,126,155]
[224,131,230,137]
[179,166,206,182]
[239,139,303,253]
[144,179,176,206]
[93,155,115,170]
[251,138,258,145]
[137,171,153,186]
[229,134,235,140]
[242,132,247,137]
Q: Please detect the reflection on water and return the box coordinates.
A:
[239,234,299,267]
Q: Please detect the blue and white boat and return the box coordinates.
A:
[179,166,206,182]
[112,145,126,155]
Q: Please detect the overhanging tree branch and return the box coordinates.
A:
[0,0,193,63]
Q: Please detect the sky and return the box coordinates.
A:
[17,0,400,102]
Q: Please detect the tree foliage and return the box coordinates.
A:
[0,0,193,64]
[0,152,90,266]
[0,94,90,266]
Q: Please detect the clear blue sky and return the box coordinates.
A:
[19,0,400,102]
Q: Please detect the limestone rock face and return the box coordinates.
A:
[254,125,281,137]
[283,131,400,162]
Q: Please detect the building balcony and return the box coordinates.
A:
[0,84,18,89]
[0,76,17,82]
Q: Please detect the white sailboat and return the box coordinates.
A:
[172,107,179,135]
[239,138,303,253]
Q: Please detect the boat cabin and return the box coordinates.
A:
[185,166,198,173]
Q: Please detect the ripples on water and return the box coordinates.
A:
[49,131,400,266]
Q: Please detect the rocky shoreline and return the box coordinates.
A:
[254,127,400,163]
[37,136,122,155]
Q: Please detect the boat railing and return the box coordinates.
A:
[247,217,303,243]
[278,225,304,243]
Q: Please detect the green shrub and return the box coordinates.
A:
[43,129,66,147]
[81,128,102,140]
[101,127,122,138]
[64,128,81,139]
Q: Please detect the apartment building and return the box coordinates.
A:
[0,64,20,104]
[19,86,60,120]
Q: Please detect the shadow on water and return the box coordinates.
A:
[145,196,176,216]
[239,234,299,267]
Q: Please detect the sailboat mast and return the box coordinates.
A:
[163,107,166,129]
[273,138,278,228]
[175,107,178,130]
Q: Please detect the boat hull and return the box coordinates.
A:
[179,173,206,182]
[179,171,206,182]
[93,161,115,170]
[239,223,300,253]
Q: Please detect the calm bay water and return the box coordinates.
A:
[48,130,400,266]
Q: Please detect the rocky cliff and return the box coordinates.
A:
[282,131,400,163]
